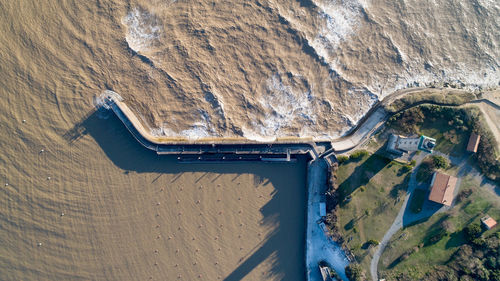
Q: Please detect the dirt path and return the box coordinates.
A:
[471,102,500,156]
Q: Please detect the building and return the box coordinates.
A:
[318,261,333,281]
[387,134,436,155]
[481,215,497,230]
[466,133,481,153]
[428,172,458,206]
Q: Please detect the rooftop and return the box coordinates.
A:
[466,133,481,153]
[428,172,457,206]
[481,215,497,230]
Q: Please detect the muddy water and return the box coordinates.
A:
[0,103,308,280]
[0,1,310,279]
[1,0,498,279]
[2,1,498,141]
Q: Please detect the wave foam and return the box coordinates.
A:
[311,0,366,71]
[122,8,161,53]
[242,74,322,140]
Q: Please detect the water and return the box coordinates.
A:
[0,0,499,279]
[119,0,498,140]
[0,107,308,280]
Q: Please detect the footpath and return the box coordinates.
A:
[306,159,349,281]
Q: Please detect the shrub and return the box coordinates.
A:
[410,160,417,167]
[426,228,448,245]
[337,155,349,164]
[345,263,365,281]
[400,165,413,173]
[366,239,380,246]
[349,150,369,160]
[464,223,482,241]
[432,155,449,169]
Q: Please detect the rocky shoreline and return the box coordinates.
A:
[324,162,356,263]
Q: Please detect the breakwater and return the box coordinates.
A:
[100,92,330,160]
[99,91,350,280]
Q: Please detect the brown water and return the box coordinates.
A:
[0,105,307,280]
[0,0,499,279]
[2,1,497,141]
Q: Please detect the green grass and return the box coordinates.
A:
[336,153,411,277]
[384,90,476,113]
[416,159,434,184]
[378,176,500,280]
[409,189,427,213]
[419,118,468,157]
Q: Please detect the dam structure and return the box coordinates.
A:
[99,91,352,281]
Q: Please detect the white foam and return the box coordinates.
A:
[242,74,334,140]
[121,8,161,53]
[310,0,367,73]
[374,63,500,99]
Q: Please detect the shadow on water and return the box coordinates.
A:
[68,112,307,281]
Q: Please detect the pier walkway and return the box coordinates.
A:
[100,88,498,281]
[102,92,322,160]
[100,91,350,280]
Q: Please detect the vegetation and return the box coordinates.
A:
[387,105,471,155]
[431,155,449,169]
[378,177,500,281]
[345,263,366,281]
[386,104,500,181]
[384,89,476,113]
[415,155,449,184]
[472,118,500,182]
[366,239,380,246]
[464,223,482,241]
[409,189,427,213]
[349,150,369,161]
[329,151,411,277]
[337,155,349,163]
[416,158,435,183]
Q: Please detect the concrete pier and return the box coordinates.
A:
[102,92,323,159]
[101,91,350,280]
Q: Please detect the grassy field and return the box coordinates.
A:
[384,89,476,113]
[378,176,500,280]
[336,153,411,276]
[418,118,469,157]
[409,189,427,213]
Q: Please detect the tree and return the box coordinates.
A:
[464,223,482,241]
[432,155,449,169]
[337,155,349,164]
[345,263,366,281]
[349,150,369,161]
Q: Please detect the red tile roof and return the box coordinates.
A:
[481,215,497,230]
[429,172,457,206]
[466,133,480,153]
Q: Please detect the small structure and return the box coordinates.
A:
[466,133,481,153]
[318,261,333,281]
[319,202,326,217]
[386,134,436,155]
[481,215,497,230]
[428,172,458,206]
